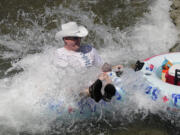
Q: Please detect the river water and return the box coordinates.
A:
[0,0,180,135]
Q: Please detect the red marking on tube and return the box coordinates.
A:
[162,96,169,103]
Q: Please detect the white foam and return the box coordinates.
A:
[99,0,178,65]
[120,69,168,114]
[0,0,179,133]
[127,0,178,59]
[0,46,102,132]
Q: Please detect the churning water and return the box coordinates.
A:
[0,0,179,134]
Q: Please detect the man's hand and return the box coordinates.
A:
[101,63,112,72]
[112,64,123,70]
[98,73,107,81]
[98,73,112,84]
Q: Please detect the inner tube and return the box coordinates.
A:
[46,71,125,118]
[135,52,180,111]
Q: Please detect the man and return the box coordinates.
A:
[55,21,103,69]
[55,22,121,102]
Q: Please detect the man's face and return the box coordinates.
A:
[63,37,81,51]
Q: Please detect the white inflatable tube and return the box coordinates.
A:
[138,52,180,110]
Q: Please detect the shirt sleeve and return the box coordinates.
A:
[92,48,104,67]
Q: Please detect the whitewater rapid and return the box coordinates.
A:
[0,0,179,134]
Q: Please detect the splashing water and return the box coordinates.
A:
[0,0,179,134]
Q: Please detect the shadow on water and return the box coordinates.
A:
[0,0,151,35]
[15,113,180,135]
[0,45,18,78]
[82,0,151,29]
[0,44,24,78]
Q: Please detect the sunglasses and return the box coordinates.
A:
[64,37,80,40]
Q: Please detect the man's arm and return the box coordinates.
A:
[101,63,123,72]
[92,48,104,67]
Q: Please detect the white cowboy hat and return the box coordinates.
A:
[55,22,88,40]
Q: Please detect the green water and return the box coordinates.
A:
[0,0,150,34]
[18,114,178,135]
[0,0,179,135]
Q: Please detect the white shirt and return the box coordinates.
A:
[55,45,103,68]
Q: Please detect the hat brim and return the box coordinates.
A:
[55,26,88,40]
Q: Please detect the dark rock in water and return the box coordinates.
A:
[170,0,180,52]
[170,43,180,52]
[114,128,168,135]
[170,10,180,28]
[171,0,180,9]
